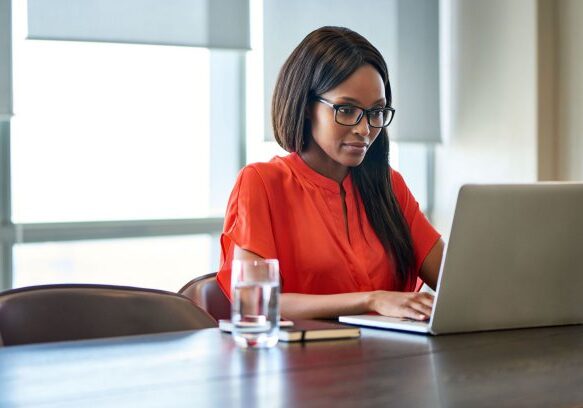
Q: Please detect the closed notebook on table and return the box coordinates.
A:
[279,319,360,342]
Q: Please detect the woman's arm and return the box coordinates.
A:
[234,245,435,320]
[418,238,445,290]
[280,291,434,320]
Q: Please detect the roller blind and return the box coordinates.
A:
[396,0,441,143]
[263,0,440,143]
[27,0,250,50]
[0,0,11,119]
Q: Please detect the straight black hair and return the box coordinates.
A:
[271,26,414,287]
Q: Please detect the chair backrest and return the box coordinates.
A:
[179,272,231,321]
[0,284,217,346]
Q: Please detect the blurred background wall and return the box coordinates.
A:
[434,0,583,235]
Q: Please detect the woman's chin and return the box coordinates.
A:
[337,150,367,167]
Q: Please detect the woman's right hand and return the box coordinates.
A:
[368,291,434,321]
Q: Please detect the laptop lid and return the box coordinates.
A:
[430,183,583,334]
[340,183,583,335]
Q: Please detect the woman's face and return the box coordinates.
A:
[307,64,386,169]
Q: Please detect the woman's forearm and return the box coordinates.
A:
[280,292,374,319]
[281,290,435,321]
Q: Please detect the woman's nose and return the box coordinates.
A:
[353,115,370,137]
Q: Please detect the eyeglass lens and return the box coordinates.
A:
[335,106,393,127]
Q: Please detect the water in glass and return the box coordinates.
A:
[231,259,280,348]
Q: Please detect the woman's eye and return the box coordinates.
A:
[370,110,383,118]
[338,106,356,115]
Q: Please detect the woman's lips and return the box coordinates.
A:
[342,142,369,154]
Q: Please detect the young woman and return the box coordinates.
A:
[217,26,444,320]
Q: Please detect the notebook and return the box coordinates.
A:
[279,319,360,342]
[340,183,583,335]
[219,319,360,342]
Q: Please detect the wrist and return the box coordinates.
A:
[365,291,379,313]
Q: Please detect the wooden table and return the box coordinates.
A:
[1,325,583,407]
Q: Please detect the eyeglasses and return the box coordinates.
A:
[315,97,396,128]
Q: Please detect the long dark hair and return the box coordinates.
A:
[271,26,414,287]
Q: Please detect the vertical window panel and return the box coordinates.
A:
[11,2,212,223]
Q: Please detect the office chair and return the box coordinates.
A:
[179,272,231,321]
[0,283,217,347]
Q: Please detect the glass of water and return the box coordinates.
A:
[231,259,280,348]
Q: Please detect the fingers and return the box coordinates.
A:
[371,291,435,321]
[398,307,429,321]
[406,303,431,320]
[402,293,434,320]
[415,292,435,308]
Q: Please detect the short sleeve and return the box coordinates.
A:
[216,166,278,298]
[390,169,441,277]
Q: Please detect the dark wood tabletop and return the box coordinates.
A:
[1,324,583,407]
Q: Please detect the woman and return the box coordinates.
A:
[217,26,444,320]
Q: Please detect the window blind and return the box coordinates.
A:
[27,0,250,50]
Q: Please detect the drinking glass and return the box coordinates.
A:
[231,259,280,348]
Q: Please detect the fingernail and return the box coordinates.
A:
[419,314,425,319]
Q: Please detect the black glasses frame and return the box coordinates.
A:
[315,97,396,128]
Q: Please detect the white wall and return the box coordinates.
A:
[434,0,538,236]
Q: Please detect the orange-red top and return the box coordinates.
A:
[217,153,440,297]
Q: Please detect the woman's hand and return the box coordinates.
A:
[368,291,434,321]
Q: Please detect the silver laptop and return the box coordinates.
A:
[340,183,583,335]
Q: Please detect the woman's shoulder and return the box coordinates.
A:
[237,154,295,188]
[246,154,292,174]
[388,166,406,187]
[387,167,412,205]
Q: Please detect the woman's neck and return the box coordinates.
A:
[299,148,348,184]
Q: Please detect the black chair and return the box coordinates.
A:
[179,272,231,321]
[0,284,217,347]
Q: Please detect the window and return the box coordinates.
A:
[3,2,225,290]
[11,9,212,223]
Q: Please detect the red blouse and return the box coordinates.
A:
[217,153,440,297]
